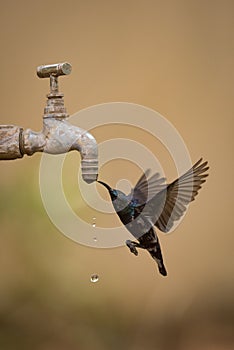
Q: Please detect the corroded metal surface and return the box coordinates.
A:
[23,118,98,183]
[0,63,98,183]
[41,63,70,119]
[37,62,72,78]
[0,125,23,159]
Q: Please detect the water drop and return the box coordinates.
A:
[90,274,99,283]
[93,237,97,242]
[92,217,96,227]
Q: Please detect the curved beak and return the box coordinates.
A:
[97,180,112,192]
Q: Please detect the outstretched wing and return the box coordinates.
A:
[141,159,209,232]
[128,169,166,205]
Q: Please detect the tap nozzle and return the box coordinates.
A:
[37,62,72,119]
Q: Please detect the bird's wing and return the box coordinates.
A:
[140,158,209,233]
[128,169,166,205]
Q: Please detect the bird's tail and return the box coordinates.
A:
[148,238,167,276]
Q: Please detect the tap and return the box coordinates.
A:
[0,63,98,183]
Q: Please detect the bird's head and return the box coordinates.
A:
[97,180,119,201]
[97,180,132,213]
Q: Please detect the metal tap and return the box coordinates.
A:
[0,63,98,183]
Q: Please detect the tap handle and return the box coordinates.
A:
[37,62,72,78]
[37,63,72,117]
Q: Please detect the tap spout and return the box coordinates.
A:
[0,62,99,183]
[22,118,98,183]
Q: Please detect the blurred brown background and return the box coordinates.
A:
[0,1,233,349]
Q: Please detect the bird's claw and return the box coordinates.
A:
[126,240,138,256]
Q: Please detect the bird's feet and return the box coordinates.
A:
[126,240,138,256]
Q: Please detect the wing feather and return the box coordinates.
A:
[128,169,166,205]
[141,158,209,232]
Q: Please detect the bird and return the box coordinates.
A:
[97,158,209,276]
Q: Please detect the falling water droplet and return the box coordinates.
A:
[93,237,97,242]
[92,217,96,227]
[90,274,99,283]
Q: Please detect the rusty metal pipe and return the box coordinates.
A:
[0,125,24,159]
[22,118,98,183]
[0,63,98,184]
